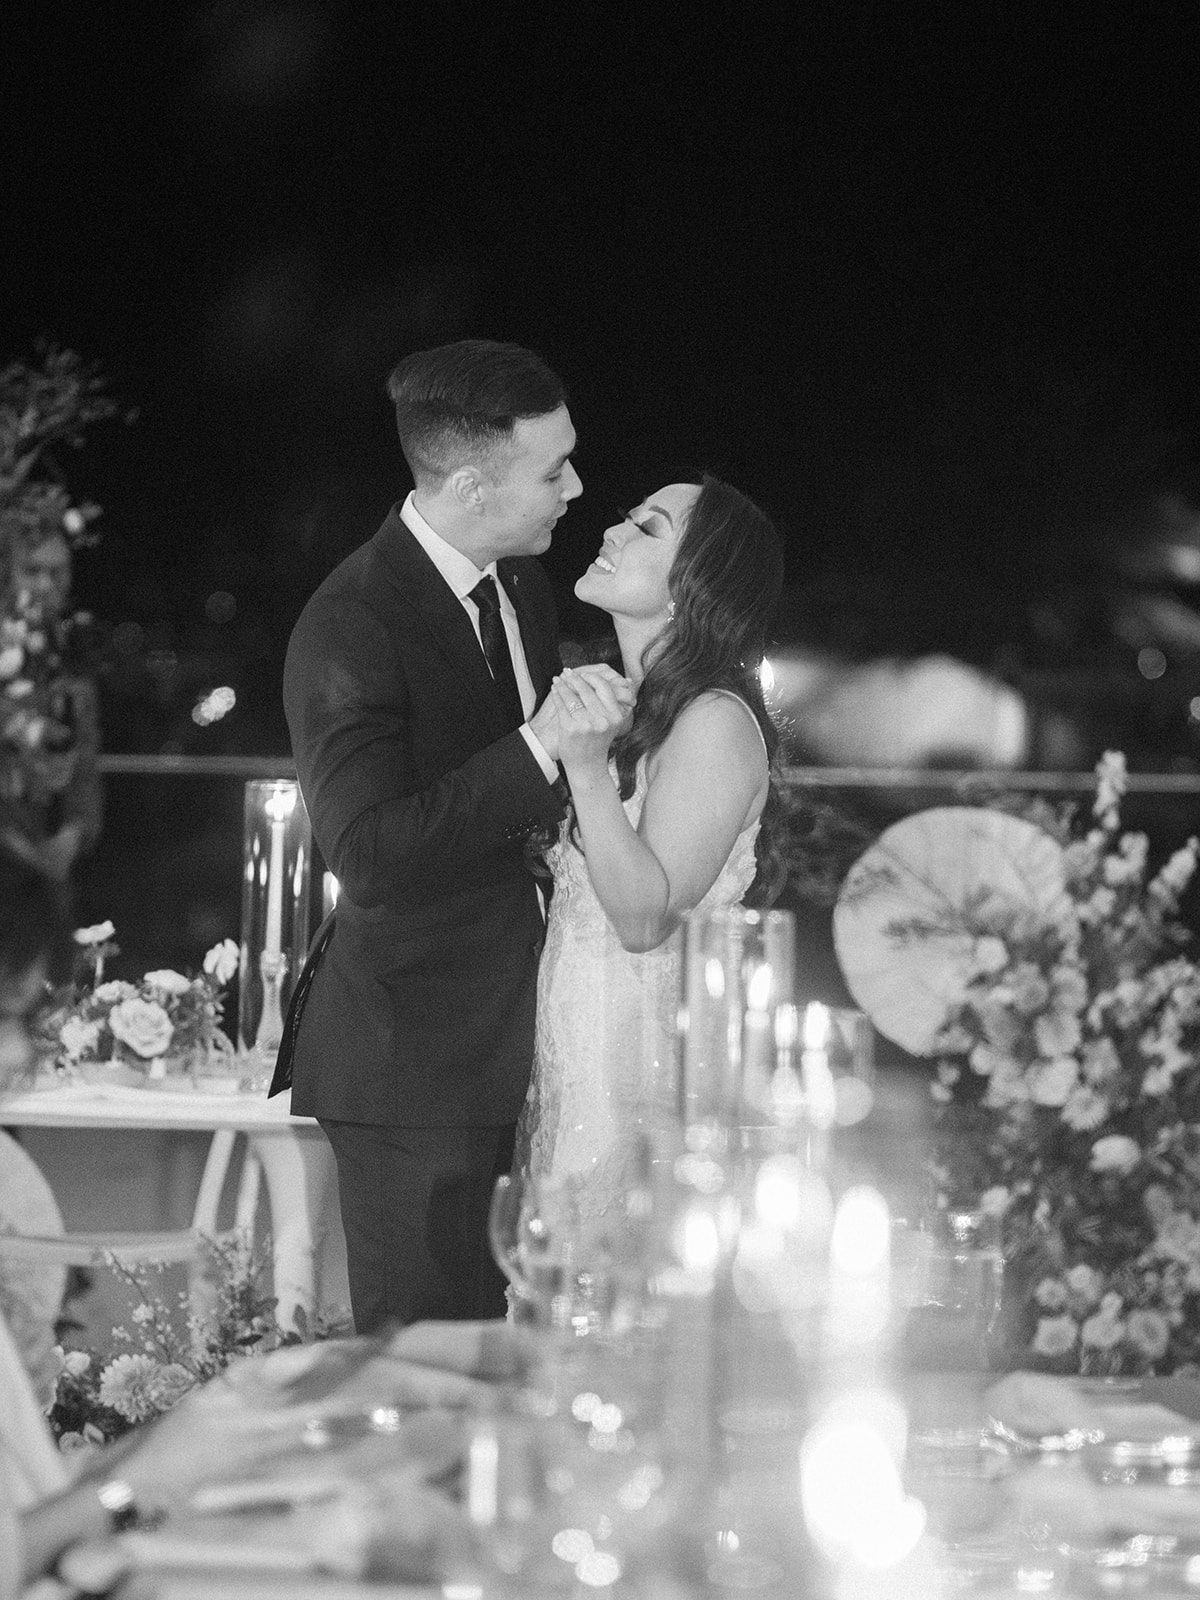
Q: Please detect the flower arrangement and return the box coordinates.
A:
[46,922,241,1087]
[0,345,118,817]
[834,752,1200,1374]
[887,753,1200,1375]
[47,1236,348,1449]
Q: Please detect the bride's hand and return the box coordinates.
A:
[551,669,631,770]
[570,664,635,711]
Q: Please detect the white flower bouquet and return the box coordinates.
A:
[836,752,1200,1375]
[47,1238,347,1448]
[47,923,241,1089]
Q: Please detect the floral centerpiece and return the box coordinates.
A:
[47,1237,348,1449]
[834,753,1200,1376]
[46,922,241,1088]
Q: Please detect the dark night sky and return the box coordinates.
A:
[6,2,1200,756]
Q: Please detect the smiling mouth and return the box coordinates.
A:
[592,554,615,574]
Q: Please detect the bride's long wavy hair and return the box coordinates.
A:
[603,472,787,907]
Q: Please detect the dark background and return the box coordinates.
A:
[7,2,1200,984]
[6,2,1200,762]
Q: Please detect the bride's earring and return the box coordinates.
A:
[666,599,676,622]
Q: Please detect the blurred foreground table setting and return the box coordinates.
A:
[21,863,1200,1599]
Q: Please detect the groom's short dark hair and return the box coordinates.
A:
[387,339,567,488]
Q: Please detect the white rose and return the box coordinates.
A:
[1065,1264,1104,1304]
[1032,1315,1078,1358]
[979,1186,1010,1218]
[1029,1057,1079,1107]
[0,645,23,679]
[1127,1309,1170,1362]
[1090,1134,1141,1175]
[93,981,137,1004]
[1143,1065,1174,1098]
[74,921,116,946]
[1034,1278,1068,1311]
[59,1017,101,1060]
[62,508,87,536]
[971,936,1009,975]
[1034,1010,1082,1057]
[142,969,191,995]
[202,939,239,986]
[108,998,173,1059]
[1081,1312,1125,1350]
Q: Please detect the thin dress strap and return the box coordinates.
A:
[705,689,771,764]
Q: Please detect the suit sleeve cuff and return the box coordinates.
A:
[519,724,560,784]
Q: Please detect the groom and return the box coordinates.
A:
[273,340,581,1331]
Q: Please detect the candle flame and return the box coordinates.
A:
[775,1003,799,1049]
[801,1391,924,1569]
[802,1002,831,1050]
[830,1186,891,1276]
[746,961,773,1012]
[265,784,298,823]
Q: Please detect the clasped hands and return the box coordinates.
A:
[529,663,634,764]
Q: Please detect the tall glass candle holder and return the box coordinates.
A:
[238,779,311,1077]
[677,907,796,1146]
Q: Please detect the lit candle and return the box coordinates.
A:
[827,1185,892,1352]
[322,870,340,922]
[801,1002,837,1131]
[742,959,775,1110]
[263,784,297,957]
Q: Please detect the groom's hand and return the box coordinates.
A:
[528,692,563,761]
[529,665,633,764]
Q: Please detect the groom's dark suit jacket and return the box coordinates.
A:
[276,505,565,1127]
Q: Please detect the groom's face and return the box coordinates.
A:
[479,405,581,560]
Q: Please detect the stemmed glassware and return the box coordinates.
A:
[487,1168,586,1330]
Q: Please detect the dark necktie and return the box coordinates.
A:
[469,575,525,731]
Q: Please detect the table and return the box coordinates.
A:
[0,1079,347,1329]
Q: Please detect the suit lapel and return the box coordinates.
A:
[373,509,507,730]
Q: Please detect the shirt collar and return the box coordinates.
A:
[399,492,496,600]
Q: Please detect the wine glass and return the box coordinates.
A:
[488,1170,581,1328]
[902,1207,1004,1370]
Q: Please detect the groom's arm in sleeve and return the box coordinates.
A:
[284,587,564,910]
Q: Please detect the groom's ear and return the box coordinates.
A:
[448,466,486,513]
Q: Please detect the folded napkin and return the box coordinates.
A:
[985,1372,1197,1448]
[59,1467,468,1591]
[208,1321,523,1421]
[303,1464,475,1582]
[1010,1454,1200,1545]
[384,1318,525,1380]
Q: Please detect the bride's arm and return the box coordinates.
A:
[557,678,766,953]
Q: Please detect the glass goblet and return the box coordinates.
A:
[488,1170,581,1328]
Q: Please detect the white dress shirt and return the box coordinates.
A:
[399,493,558,781]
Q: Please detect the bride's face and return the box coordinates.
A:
[575,482,699,620]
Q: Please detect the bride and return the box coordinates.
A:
[519,474,785,1235]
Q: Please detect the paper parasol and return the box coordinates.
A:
[832,806,1070,1055]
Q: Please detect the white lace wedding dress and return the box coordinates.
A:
[518,746,761,1239]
